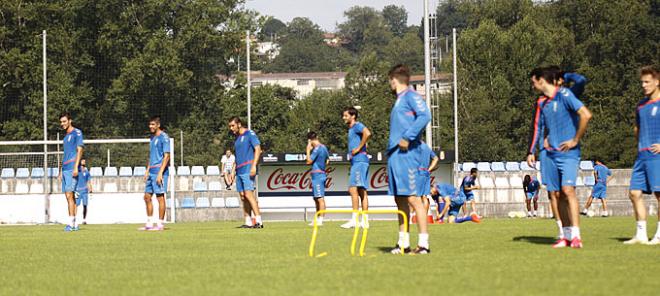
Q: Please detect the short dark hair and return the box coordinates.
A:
[149,115,161,124]
[229,116,242,125]
[59,112,72,120]
[640,65,659,79]
[523,175,531,187]
[530,66,557,83]
[470,168,478,174]
[343,107,358,119]
[307,131,318,140]
[388,64,411,85]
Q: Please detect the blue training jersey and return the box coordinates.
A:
[434,183,465,204]
[529,87,585,158]
[594,164,611,184]
[636,97,660,154]
[149,131,170,174]
[310,144,329,174]
[526,179,540,194]
[460,175,476,194]
[62,128,84,172]
[388,88,431,153]
[564,72,587,99]
[418,143,437,175]
[234,129,261,175]
[76,167,91,192]
[348,121,369,163]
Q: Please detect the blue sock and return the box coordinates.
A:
[455,216,473,223]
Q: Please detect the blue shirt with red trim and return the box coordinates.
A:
[594,164,611,184]
[234,129,261,175]
[348,121,369,163]
[529,87,585,158]
[418,143,437,176]
[388,88,431,153]
[636,97,660,154]
[76,167,91,192]
[460,175,476,194]
[149,131,170,174]
[62,128,84,172]
[310,144,329,175]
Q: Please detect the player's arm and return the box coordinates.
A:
[438,196,451,218]
[87,179,93,193]
[305,141,315,165]
[559,106,592,151]
[400,95,431,150]
[352,126,371,155]
[73,146,84,177]
[527,99,543,166]
[564,72,587,98]
[428,155,439,172]
[251,145,261,177]
[157,153,170,184]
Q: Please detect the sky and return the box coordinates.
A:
[244,0,441,32]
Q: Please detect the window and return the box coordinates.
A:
[297,79,310,86]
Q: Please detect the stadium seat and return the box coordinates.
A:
[193,181,207,192]
[584,176,596,186]
[166,198,179,209]
[196,197,210,208]
[1,168,15,178]
[47,168,59,178]
[494,177,510,188]
[90,167,103,177]
[208,181,223,191]
[225,197,240,208]
[505,162,520,171]
[133,166,146,176]
[520,161,535,171]
[104,167,118,177]
[119,167,133,177]
[211,197,225,208]
[462,162,476,172]
[191,166,205,176]
[478,176,495,188]
[15,168,30,178]
[178,177,190,191]
[31,168,45,178]
[206,166,221,176]
[177,166,190,176]
[580,161,594,170]
[509,175,523,188]
[476,162,491,172]
[491,162,505,172]
[181,197,195,208]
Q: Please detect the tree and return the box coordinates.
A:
[259,17,286,41]
[337,6,392,55]
[382,5,408,37]
[384,31,424,73]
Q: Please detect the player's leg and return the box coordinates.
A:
[558,157,582,247]
[625,157,651,244]
[310,175,326,226]
[62,171,78,231]
[359,187,369,227]
[314,197,326,226]
[470,199,477,215]
[223,173,230,189]
[447,215,456,223]
[82,193,88,224]
[532,196,539,217]
[453,203,480,223]
[408,195,429,253]
[342,186,360,228]
[391,196,411,253]
[544,157,564,241]
[581,195,594,215]
[525,197,532,217]
[651,192,660,245]
[236,175,253,227]
[243,189,262,228]
[155,194,166,229]
[600,198,608,217]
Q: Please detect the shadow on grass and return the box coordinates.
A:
[377,246,396,253]
[512,236,556,245]
[611,237,629,242]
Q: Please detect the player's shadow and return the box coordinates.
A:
[377,247,396,253]
[611,237,629,242]
[512,236,556,245]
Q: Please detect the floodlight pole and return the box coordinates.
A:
[452,28,459,166]
[423,0,432,147]
[246,30,252,130]
[42,30,49,222]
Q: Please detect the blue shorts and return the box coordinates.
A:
[61,170,79,193]
[448,202,463,217]
[349,162,369,189]
[591,183,607,199]
[542,153,579,192]
[312,174,326,199]
[464,192,475,201]
[75,191,89,206]
[387,146,421,197]
[526,192,538,200]
[236,174,255,193]
[630,152,660,193]
[416,172,431,196]
[145,172,169,195]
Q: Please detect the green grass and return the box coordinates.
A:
[1,217,659,295]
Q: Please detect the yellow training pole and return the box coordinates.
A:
[308,209,361,257]
[358,209,408,256]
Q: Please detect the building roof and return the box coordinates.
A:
[252,72,347,80]
[410,73,451,82]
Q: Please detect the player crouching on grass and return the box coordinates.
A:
[305,132,329,226]
[430,183,481,224]
[139,116,170,231]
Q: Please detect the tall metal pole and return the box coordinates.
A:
[42,30,49,222]
[180,130,184,167]
[452,28,459,165]
[423,0,432,147]
[246,30,252,130]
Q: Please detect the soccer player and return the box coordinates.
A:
[431,183,481,224]
[221,149,236,190]
[522,175,540,218]
[229,116,264,229]
[341,107,372,229]
[418,142,439,219]
[75,158,93,225]
[624,65,660,245]
[140,116,170,231]
[306,132,329,226]
[527,66,592,248]
[386,64,432,254]
[460,168,480,216]
[59,112,84,232]
[581,159,612,217]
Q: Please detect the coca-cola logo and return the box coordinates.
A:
[266,167,335,191]
[370,167,389,189]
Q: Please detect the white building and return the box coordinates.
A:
[250,72,347,98]
[256,41,280,60]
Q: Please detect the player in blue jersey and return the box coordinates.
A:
[140,116,170,231]
[527,66,592,248]
[75,158,93,225]
[341,107,372,229]
[306,132,330,226]
[581,160,612,217]
[418,142,439,218]
[430,183,481,224]
[522,175,540,218]
[625,65,660,245]
[460,168,480,216]
[387,64,432,254]
[59,112,84,232]
[229,116,264,229]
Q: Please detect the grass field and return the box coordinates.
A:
[1,217,659,295]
